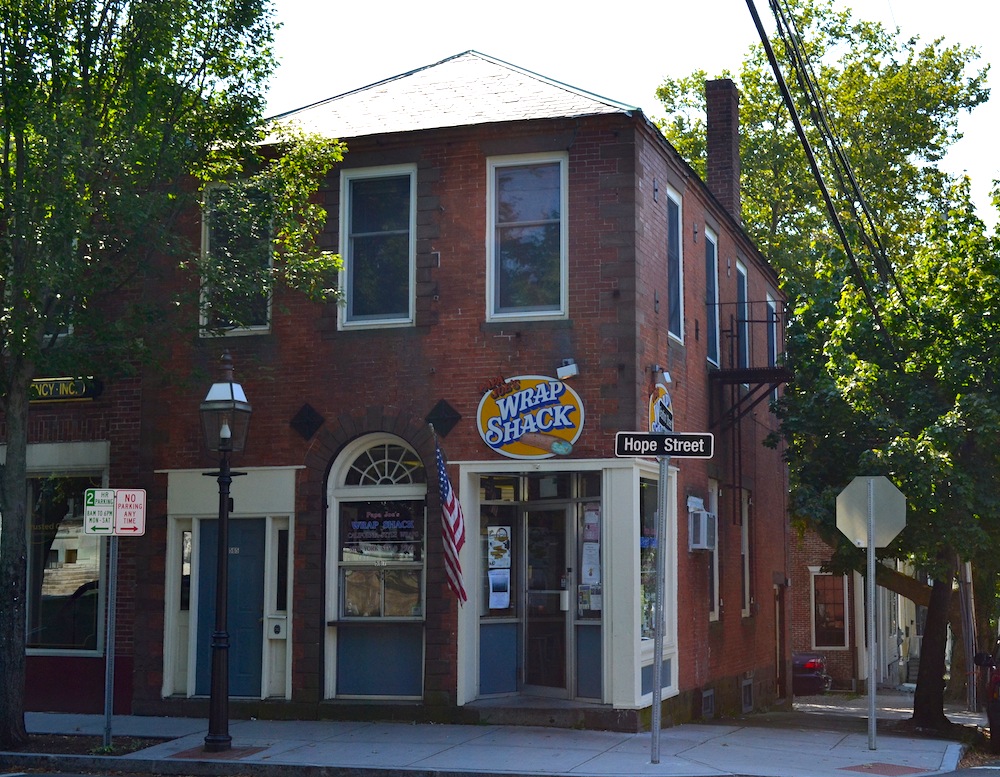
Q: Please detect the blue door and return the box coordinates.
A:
[196,519,265,697]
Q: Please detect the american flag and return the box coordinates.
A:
[436,441,468,604]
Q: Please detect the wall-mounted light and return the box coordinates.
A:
[651,364,672,384]
[693,223,699,242]
[557,358,579,380]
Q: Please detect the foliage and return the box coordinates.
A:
[656,0,995,724]
[0,0,342,749]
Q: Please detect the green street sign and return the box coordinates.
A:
[84,488,116,535]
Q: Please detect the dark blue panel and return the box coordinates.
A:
[196,519,266,697]
[479,622,518,694]
[640,657,672,696]
[337,623,423,696]
[575,624,601,699]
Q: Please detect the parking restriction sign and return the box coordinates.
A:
[85,488,145,536]
[84,489,116,535]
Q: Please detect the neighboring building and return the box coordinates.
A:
[17,51,791,730]
[790,529,921,692]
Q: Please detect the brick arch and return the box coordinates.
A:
[291,407,458,708]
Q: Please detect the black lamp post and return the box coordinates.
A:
[199,352,252,753]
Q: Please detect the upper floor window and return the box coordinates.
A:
[705,229,720,365]
[340,166,416,329]
[736,261,749,370]
[201,184,272,334]
[767,292,780,400]
[487,154,567,320]
[667,191,683,340]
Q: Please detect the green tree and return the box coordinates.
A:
[656,0,993,728]
[0,0,343,748]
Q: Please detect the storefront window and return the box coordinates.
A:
[639,478,658,640]
[339,500,424,618]
[27,474,103,650]
[481,504,518,617]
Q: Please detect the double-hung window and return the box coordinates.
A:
[705,229,720,365]
[811,571,848,648]
[340,166,416,328]
[736,261,749,370]
[201,184,273,333]
[487,154,567,320]
[767,292,780,400]
[667,191,683,340]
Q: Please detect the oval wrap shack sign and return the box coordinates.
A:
[477,375,584,459]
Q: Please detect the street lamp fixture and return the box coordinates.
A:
[199,351,251,753]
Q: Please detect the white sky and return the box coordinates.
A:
[266,0,998,227]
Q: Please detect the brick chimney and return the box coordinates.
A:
[705,79,741,223]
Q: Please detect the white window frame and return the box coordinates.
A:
[324,434,428,700]
[486,152,568,322]
[339,165,417,330]
[199,183,273,337]
[810,568,850,650]
[666,189,683,342]
[740,489,751,617]
[705,228,720,365]
[708,479,720,621]
[767,291,780,401]
[12,441,111,658]
[736,261,749,371]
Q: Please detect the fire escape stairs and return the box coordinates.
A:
[709,365,793,431]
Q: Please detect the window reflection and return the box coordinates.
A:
[27,475,103,650]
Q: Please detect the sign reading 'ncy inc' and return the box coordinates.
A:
[615,431,715,458]
[84,488,146,536]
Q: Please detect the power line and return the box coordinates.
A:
[745,0,901,356]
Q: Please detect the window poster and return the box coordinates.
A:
[487,525,511,568]
[581,542,601,584]
[340,501,422,563]
[488,568,511,609]
[583,503,600,541]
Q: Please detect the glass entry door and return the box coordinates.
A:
[524,507,570,696]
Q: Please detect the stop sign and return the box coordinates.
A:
[836,476,906,548]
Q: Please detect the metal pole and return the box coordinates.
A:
[205,450,233,752]
[651,454,671,764]
[102,535,119,749]
[867,477,877,751]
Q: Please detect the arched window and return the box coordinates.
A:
[329,435,427,622]
[326,435,428,698]
[343,441,426,486]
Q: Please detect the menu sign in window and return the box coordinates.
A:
[340,501,423,563]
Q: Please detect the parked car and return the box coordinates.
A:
[793,652,833,695]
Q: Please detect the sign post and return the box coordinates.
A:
[836,476,906,751]
[85,488,146,748]
[618,397,715,763]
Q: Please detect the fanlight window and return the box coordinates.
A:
[344,443,426,486]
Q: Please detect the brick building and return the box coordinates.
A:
[18,51,791,729]
[790,528,921,692]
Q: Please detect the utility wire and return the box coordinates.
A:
[745,0,898,355]
[771,0,904,301]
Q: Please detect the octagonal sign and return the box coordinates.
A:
[836,476,906,548]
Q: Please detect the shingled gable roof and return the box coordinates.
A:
[267,50,638,139]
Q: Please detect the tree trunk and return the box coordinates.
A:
[912,573,954,729]
[0,372,31,749]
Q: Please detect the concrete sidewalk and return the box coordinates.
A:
[0,690,980,777]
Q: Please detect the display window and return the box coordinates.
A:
[27,474,104,651]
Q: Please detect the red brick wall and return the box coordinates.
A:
[127,110,789,714]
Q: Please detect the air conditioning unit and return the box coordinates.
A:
[689,510,717,551]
